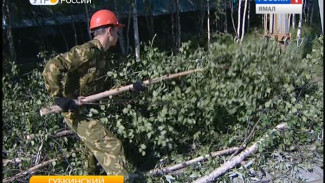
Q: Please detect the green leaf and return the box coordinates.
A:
[51,161,56,167]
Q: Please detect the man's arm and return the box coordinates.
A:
[42,44,99,111]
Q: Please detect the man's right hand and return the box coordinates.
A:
[54,97,79,112]
[132,80,146,92]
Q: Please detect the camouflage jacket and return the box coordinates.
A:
[43,39,112,99]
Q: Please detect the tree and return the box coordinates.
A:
[69,6,78,46]
[114,0,126,56]
[126,6,132,55]
[247,0,250,32]
[297,14,303,38]
[240,0,248,43]
[319,0,324,33]
[230,0,237,35]
[132,0,140,61]
[175,0,181,49]
[207,0,211,48]
[84,3,92,40]
[3,0,17,62]
[144,0,154,39]
[224,0,228,33]
[292,14,296,29]
[236,0,243,41]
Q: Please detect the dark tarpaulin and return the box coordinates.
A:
[5,0,217,29]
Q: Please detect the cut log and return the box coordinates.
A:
[149,147,241,175]
[193,123,288,183]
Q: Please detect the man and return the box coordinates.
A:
[43,9,144,179]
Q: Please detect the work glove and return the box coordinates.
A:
[54,97,79,112]
[132,80,146,92]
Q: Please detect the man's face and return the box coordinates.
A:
[108,27,119,46]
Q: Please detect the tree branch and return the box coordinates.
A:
[3,158,57,183]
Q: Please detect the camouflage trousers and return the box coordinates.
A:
[62,111,128,179]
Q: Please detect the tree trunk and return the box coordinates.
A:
[3,0,16,62]
[288,14,292,31]
[240,0,248,43]
[58,24,69,51]
[114,0,126,56]
[193,123,288,183]
[84,3,92,40]
[118,26,126,56]
[224,0,228,33]
[308,0,314,24]
[126,7,132,55]
[200,0,205,36]
[132,0,140,61]
[207,0,211,48]
[170,0,176,46]
[270,14,274,34]
[230,0,237,36]
[297,14,303,38]
[264,14,268,35]
[236,0,242,40]
[144,0,154,39]
[70,7,78,46]
[303,0,307,23]
[247,0,250,32]
[149,147,241,175]
[175,0,181,49]
[292,14,296,29]
[318,0,324,33]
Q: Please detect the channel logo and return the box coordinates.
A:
[255,0,302,4]
[30,0,59,5]
[30,0,91,5]
[256,0,302,14]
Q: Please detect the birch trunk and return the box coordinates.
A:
[132,0,140,61]
[149,147,241,175]
[236,0,242,39]
[297,14,303,38]
[264,14,268,35]
[319,0,324,33]
[240,0,248,43]
[207,0,211,48]
[297,0,304,38]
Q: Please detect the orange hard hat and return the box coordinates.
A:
[90,9,125,30]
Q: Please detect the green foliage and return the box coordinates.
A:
[3,35,323,181]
